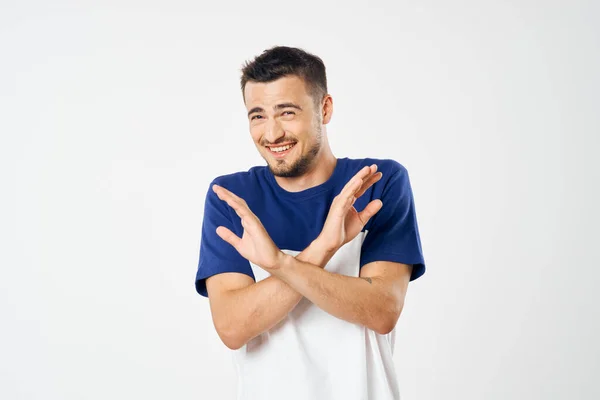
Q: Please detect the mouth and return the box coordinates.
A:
[266,142,297,158]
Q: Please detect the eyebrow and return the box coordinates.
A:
[247,103,303,118]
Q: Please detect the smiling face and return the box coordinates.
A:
[244,75,327,178]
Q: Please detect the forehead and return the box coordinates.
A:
[244,75,311,108]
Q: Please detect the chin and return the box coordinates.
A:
[270,158,313,178]
[265,157,291,176]
[263,143,318,178]
[269,163,296,178]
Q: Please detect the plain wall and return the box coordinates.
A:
[2,1,598,399]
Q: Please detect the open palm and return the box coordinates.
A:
[212,184,283,270]
[319,165,383,251]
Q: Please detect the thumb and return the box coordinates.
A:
[216,226,242,249]
[358,199,383,224]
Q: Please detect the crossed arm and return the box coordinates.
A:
[274,256,412,335]
[205,165,412,350]
[206,238,338,350]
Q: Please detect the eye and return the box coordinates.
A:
[250,115,263,121]
[282,111,295,116]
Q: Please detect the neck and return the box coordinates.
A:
[273,147,337,193]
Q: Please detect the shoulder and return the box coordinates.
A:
[207,165,268,200]
[343,156,408,183]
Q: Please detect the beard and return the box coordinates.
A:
[266,124,323,178]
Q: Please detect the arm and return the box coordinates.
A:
[270,164,425,333]
[210,164,399,339]
[270,256,412,335]
[206,238,335,350]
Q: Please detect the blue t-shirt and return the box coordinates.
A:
[195,157,425,297]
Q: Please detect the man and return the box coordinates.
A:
[195,46,426,400]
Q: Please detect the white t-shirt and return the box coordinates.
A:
[196,157,426,400]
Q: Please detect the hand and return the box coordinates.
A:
[212,184,283,270]
[317,164,383,252]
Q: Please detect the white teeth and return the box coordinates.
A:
[271,143,294,153]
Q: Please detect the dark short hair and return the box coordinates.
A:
[240,46,328,105]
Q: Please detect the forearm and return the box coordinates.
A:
[272,255,401,334]
[219,239,335,349]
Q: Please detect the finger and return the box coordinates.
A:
[213,184,247,207]
[213,185,251,211]
[332,166,374,216]
[336,174,363,203]
[218,194,250,220]
[340,166,371,196]
[213,185,251,219]
[342,164,379,197]
[212,186,266,233]
[337,166,379,211]
[346,164,382,201]
[331,176,362,215]
[357,199,383,225]
[215,226,242,249]
[213,184,248,206]
[359,164,379,188]
[355,171,383,198]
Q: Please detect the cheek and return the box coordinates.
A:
[249,125,262,143]
[248,119,308,143]
[283,119,309,136]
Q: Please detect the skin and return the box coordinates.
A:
[245,75,336,192]
[205,75,413,350]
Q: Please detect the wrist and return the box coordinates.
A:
[275,250,291,270]
[276,252,295,276]
[311,237,339,260]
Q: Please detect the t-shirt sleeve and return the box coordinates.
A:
[195,180,255,297]
[360,166,426,281]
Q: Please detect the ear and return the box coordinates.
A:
[322,94,334,124]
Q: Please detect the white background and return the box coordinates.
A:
[2,1,599,399]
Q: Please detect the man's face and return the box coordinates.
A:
[244,75,323,178]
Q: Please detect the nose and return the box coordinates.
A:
[263,117,285,145]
